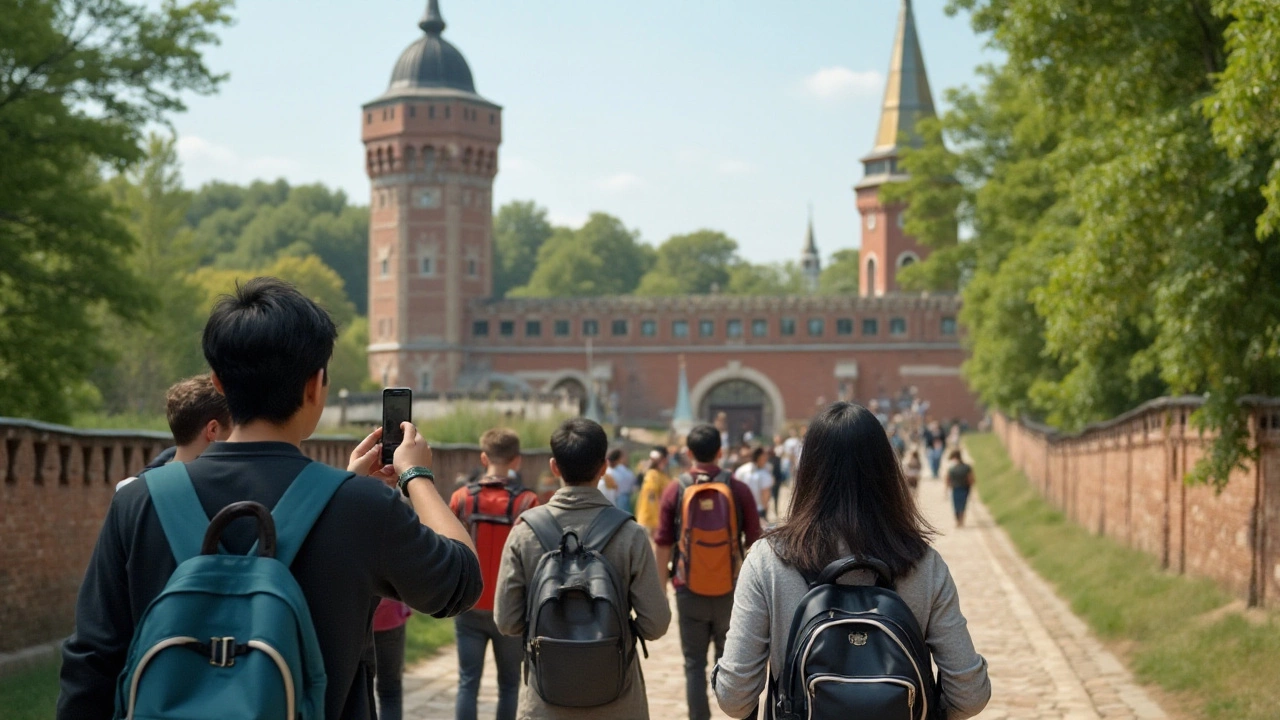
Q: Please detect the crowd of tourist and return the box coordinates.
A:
[54,276,990,720]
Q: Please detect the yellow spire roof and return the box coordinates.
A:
[872,0,936,155]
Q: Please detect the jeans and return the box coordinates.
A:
[455,609,522,720]
[928,448,944,478]
[373,624,406,720]
[616,491,633,512]
[676,590,734,720]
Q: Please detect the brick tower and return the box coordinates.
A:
[855,0,935,297]
[362,0,501,391]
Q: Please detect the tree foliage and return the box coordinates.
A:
[0,0,231,421]
[510,213,654,297]
[636,230,738,296]
[894,0,1280,486]
[818,249,861,295]
[492,200,553,298]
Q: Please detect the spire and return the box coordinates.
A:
[801,207,821,293]
[672,356,694,435]
[872,0,936,154]
[419,0,446,35]
[803,205,818,254]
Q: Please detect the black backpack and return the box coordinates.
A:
[521,505,644,708]
[772,556,941,720]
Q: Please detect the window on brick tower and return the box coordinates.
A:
[672,320,689,338]
[554,319,570,337]
[808,318,824,337]
[699,320,714,338]
[583,319,598,336]
[420,255,433,276]
[641,320,656,337]
[837,318,853,335]
[467,258,477,277]
[500,321,514,337]
[726,319,743,338]
[751,319,767,337]
[890,317,907,335]
[863,318,879,336]
[419,370,431,392]
[611,319,628,336]
[526,320,542,337]
[941,316,957,336]
[473,320,489,337]
[780,318,796,336]
[380,258,389,277]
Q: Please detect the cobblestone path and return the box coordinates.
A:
[401,461,1169,719]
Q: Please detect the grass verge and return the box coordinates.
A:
[967,432,1280,720]
[0,658,60,720]
[0,615,455,716]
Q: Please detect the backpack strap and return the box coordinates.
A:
[145,463,207,565]
[520,505,565,553]
[255,462,353,567]
[583,506,633,552]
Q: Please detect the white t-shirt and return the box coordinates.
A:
[734,462,774,508]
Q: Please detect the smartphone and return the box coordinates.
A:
[381,388,413,465]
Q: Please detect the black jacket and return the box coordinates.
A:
[57,441,481,720]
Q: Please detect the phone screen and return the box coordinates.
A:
[382,388,412,465]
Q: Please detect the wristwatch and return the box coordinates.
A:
[397,466,435,497]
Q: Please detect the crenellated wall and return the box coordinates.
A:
[994,398,1280,607]
[0,418,553,653]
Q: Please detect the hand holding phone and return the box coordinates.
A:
[382,388,413,465]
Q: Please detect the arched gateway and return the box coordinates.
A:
[690,364,787,445]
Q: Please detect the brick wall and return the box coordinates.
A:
[0,418,552,653]
[994,398,1280,607]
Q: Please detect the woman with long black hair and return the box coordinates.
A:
[713,402,990,719]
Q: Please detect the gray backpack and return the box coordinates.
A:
[521,505,642,707]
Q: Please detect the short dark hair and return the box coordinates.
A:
[166,375,230,446]
[481,428,521,463]
[686,424,721,463]
[751,446,766,463]
[550,418,608,485]
[202,277,337,425]
[607,448,624,464]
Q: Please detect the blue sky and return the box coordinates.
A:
[172,1,997,264]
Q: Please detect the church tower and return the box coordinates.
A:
[855,0,936,297]
[363,0,501,391]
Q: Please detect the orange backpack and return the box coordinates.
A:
[451,479,538,611]
[674,470,743,597]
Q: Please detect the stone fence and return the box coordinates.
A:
[0,418,553,654]
[993,397,1280,607]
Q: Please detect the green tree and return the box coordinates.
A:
[817,249,861,295]
[94,135,209,414]
[190,256,356,330]
[511,213,654,297]
[492,200,553,298]
[0,0,231,422]
[725,262,803,296]
[636,230,738,295]
[328,316,378,397]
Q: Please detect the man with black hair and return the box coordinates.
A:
[58,277,482,720]
[654,423,762,720]
[493,418,670,719]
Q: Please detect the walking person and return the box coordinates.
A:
[904,447,923,494]
[117,374,231,491]
[607,448,638,512]
[448,429,539,720]
[635,446,673,539]
[372,598,410,720]
[733,447,774,523]
[947,449,976,528]
[654,424,762,720]
[493,418,671,719]
[713,402,990,719]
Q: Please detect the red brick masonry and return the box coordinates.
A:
[994,398,1280,608]
[0,418,551,653]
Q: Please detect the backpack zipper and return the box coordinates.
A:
[805,674,915,720]
[796,617,927,720]
[125,636,296,720]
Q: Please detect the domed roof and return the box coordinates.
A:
[387,0,475,94]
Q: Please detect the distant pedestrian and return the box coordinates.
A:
[904,448,922,493]
[635,446,673,538]
[607,448,637,512]
[927,435,946,479]
[448,428,539,720]
[947,449,976,528]
[733,447,774,522]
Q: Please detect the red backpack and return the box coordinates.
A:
[674,470,743,597]
[450,479,539,611]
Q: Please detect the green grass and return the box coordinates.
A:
[968,433,1280,720]
[404,613,456,666]
[0,658,60,720]
[0,616,456,716]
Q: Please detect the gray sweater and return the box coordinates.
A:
[713,539,991,719]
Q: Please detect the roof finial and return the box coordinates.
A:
[419,0,446,35]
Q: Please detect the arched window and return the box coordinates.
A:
[463,147,473,169]
[404,146,416,171]
[386,146,396,171]
[896,251,919,269]
[375,148,384,173]
[866,257,878,296]
[422,145,435,172]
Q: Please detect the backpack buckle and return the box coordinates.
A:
[210,636,237,667]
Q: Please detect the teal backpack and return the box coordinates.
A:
[113,461,351,720]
